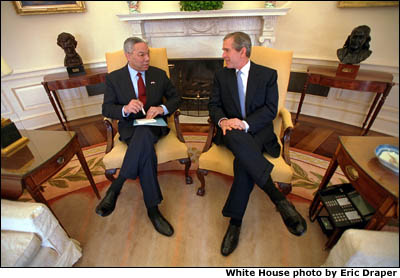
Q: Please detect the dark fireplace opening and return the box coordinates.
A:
[168,58,223,117]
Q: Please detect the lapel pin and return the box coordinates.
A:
[151,81,156,85]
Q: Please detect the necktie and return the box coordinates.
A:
[137,72,146,105]
[237,70,246,118]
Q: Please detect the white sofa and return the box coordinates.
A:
[1,199,82,267]
[322,228,399,267]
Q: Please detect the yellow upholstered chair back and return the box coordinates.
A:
[250,46,292,111]
[250,46,293,137]
[105,48,170,78]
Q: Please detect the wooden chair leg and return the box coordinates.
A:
[196,168,208,196]
[277,182,292,195]
[105,169,117,182]
[179,157,193,184]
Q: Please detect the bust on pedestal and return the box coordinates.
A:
[336,25,372,79]
[57,32,85,77]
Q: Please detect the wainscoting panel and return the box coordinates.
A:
[1,63,105,130]
[1,60,398,137]
[12,84,49,111]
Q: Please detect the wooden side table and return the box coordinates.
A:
[309,136,399,249]
[1,130,101,232]
[42,67,107,131]
[295,65,394,136]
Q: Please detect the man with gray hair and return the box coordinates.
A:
[209,32,307,256]
[96,37,180,237]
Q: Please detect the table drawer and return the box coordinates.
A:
[314,76,387,93]
[337,147,388,209]
[30,142,77,185]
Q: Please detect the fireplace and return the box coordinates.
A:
[117,8,290,119]
[169,58,223,116]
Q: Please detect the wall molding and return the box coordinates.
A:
[1,59,398,136]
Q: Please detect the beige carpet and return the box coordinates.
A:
[50,171,329,267]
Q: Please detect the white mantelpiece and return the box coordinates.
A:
[117,8,290,58]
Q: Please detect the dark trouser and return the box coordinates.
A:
[221,129,280,220]
[118,126,163,209]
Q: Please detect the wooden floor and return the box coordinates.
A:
[39,113,390,158]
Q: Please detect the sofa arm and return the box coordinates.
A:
[1,199,82,267]
[322,229,399,267]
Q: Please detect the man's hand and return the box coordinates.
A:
[220,118,245,135]
[124,99,144,114]
[146,106,164,119]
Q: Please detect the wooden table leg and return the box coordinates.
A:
[361,93,380,134]
[52,90,69,125]
[361,84,393,136]
[365,198,395,230]
[309,145,340,219]
[73,137,101,199]
[325,228,343,249]
[294,74,310,125]
[42,82,67,131]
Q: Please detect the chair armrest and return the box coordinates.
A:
[202,118,216,153]
[173,110,185,143]
[279,108,294,165]
[103,117,116,154]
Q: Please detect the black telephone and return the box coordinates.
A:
[318,183,375,229]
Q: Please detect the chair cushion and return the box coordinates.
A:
[198,143,292,184]
[1,230,42,267]
[102,130,189,169]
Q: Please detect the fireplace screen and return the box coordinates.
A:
[168,59,223,117]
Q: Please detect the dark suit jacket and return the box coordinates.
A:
[102,65,180,142]
[209,61,280,156]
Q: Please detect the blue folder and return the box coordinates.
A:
[133,118,167,127]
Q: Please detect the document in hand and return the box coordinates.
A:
[133,118,167,127]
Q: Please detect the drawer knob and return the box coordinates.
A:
[345,165,359,181]
[57,156,65,165]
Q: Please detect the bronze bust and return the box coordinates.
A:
[57,32,85,75]
[337,25,372,65]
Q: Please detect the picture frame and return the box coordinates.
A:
[13,1,86,15]
[338,1,399,8]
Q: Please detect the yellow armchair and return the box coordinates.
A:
[102,48,193,184]
[196,46,294,196]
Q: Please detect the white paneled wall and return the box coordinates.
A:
[1,64,104,130]
[1,59,398,136]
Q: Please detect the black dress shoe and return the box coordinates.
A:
[276,199,307,236]
[148,210,174,237]
[221,224,241,256]
[95,190,119,217]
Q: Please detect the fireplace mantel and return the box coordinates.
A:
[117,8,290,58]
[117,8,290,21]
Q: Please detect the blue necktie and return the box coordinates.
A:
[237,70,246,118]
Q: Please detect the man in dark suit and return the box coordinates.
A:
[96,37,180,237]
[209,32,307,256]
